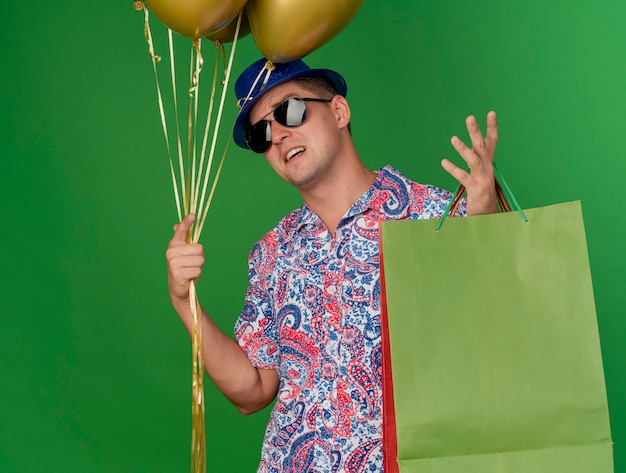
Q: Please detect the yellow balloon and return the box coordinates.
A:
[206,11,251,43]
[247,0,364,63]
[146,0,248,38]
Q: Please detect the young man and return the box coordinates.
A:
[166,58,498,472]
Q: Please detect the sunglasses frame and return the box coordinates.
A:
[245,97,333,153]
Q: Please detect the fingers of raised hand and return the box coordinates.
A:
[450,135,482,170]
[441,157,469,185]
[465,112,498,159]
[465,115,487,153]
[485,111,499,150]
[442,112,499,215]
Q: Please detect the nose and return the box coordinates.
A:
[270,119,292,145]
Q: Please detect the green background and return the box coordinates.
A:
[1,1,623,471]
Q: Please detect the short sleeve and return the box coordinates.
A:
[412,184,467,219]
[233,241,280,370]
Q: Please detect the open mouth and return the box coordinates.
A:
[286,147,305,161]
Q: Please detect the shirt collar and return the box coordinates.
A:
[289,165,409,237]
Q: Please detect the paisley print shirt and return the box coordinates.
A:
[234,166,464,472]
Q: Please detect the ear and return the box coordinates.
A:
[331,95,351,129]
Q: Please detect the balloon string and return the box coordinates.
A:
[139,1,182,222]
[137,6,204,471]
[137,5,244,472]
[236,60,273,116]
[189,278,206,473]
[195,140,229,240]
[186,48,194,213]
[189,39,204,97]
[194,47,222,226]
[219,42,227,81]
[168,28,187,218]
[193,10,244,243]
[188,11,244,470]
[189,40,204,216]
[186,38,206,473]
[260,61,275,90]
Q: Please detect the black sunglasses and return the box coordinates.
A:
[245,97,332,153]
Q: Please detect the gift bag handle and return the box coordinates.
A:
[435,162,528,232]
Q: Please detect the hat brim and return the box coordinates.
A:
[233,68,347,150]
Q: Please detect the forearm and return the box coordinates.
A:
[174,301,279,414]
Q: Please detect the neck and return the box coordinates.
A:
[300,153,377,234]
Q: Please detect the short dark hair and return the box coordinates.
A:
[291,76,338,99]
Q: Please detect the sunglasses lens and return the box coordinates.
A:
[275,98,307,127]
[246,121,271,153]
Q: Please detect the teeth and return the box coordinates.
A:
[286,147,305,161]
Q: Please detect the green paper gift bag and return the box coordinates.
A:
[379,200,613,473]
